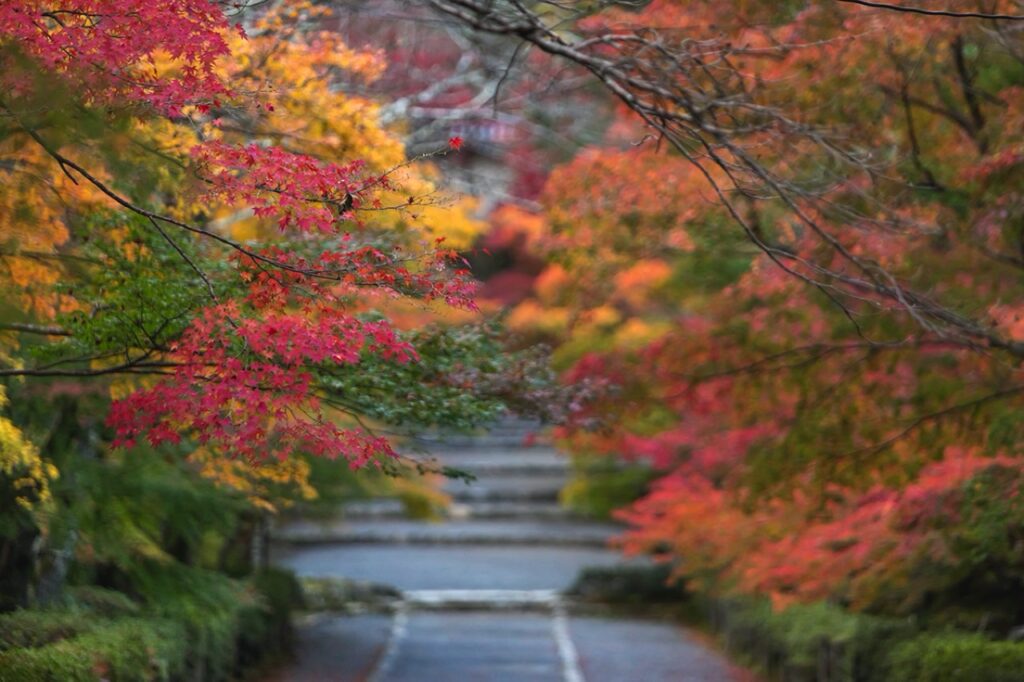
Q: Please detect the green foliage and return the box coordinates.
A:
[886,633,1024,682]
[918,466,1024,630]
[568,564,683,605]
[550,331,618,370]
[765,602,910,680]
[850,465,1024,628]
[0,567,299,681]
[956,467,1024,569]
[131,564,253,680]
[0,611,94,652]
[28,212,213,369]
[62,586,140,618]
[711,597,913,682]
[663,241,751,296]
[317,322,538,432]
[237,568,303,661]
[708,597,1024,682]
[561,454,654,519]
[319,321,507,428]
[59,446,244,574]
[0,616,187,682]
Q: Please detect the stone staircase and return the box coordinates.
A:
[273,418,621,551]
[265,419,745,682]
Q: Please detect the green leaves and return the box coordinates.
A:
[315,322,549,432]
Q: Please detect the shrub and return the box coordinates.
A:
[886,632,1024,682]
[0,610,94,652]
[298,576,401,613]
[0,618,187,682]
[568,564,684,605]
[64,586,140,617]
[561,455,654,519]
[133,564,256,680]
[0,568,300,681]
[0,565,299,675]
[237,568,304,663]
[709,597,913,682]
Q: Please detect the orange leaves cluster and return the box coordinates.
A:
[187,447,315,513]
[542,148,704,259]
[0,142,100,319]
[736,448,1017,610]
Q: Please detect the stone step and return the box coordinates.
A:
[413,434,551,450]
[447,501,572,520]
[419,417,545,436]
[340,498,410,519]
[444,475,566,502]
[428,445,563,459]
[403,589,559,611]
[413,450,569,476]
[341,498,572,521]
[273,519,618,547]
[272,543,643,591]
[415,436,548,450]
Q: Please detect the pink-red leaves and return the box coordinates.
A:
[0,0,232,113]
[107,303,413,465]
[192,142,366,233]
[3,0,482,468]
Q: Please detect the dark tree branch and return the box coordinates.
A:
[836,0,1024,21]
[951,33,989,153]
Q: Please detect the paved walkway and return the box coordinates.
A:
[265,420,743,681]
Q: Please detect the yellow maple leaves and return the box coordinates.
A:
[0,140,95,319]
[0,386,57,512]
[187,447,316,513]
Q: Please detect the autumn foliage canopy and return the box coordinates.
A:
[0,0,521,481]
[4,0,1024,633]
[468,0,1024,623]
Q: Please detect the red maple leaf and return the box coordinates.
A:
[448,136,464,151]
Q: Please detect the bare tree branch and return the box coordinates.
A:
[836,0,1024,21]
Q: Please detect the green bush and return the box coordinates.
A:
[886,632,1024,682]
[63,586,141,617]
[238,568,303,663]
[0,610,94,652]
[709,597,913,682]
[251,568,304,623]
[133,563,256,680]
[706,596,1024,682]
[560,454,654,519]
[0,618,187,682]
[0,568,299,681]
[137,565,300,678]
[568,564,684,605]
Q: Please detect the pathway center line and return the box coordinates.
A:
[367,602,408,682]
[552,600,585,682]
